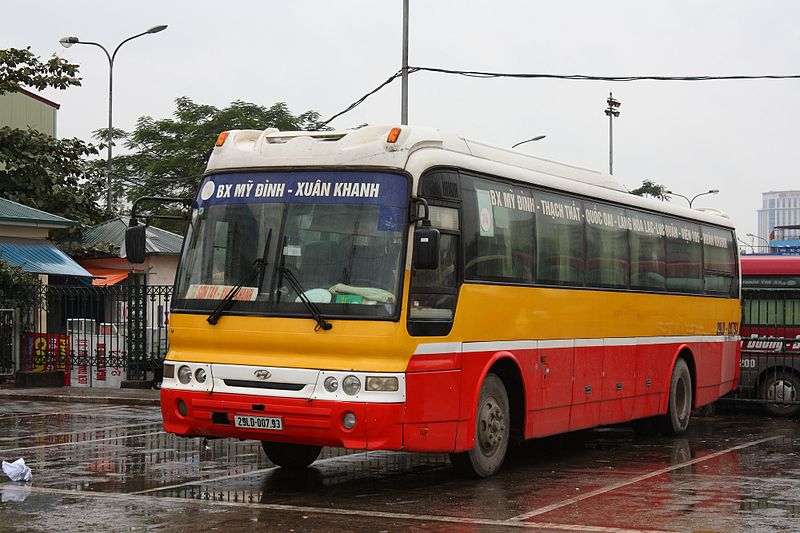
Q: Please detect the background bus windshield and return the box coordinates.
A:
[173,171,408,319]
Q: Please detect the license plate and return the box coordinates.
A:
[233,415,283,431]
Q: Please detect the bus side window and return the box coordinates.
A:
[535,191,585,286]
[628,209,666,291]
[702,226,737,297]
[664,218,703,293]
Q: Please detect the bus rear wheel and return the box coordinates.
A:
[450,373,509,478]
[657,358,692,435]
[261,441,322,469]
[760,370,800,417]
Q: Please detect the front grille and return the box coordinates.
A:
[223,379,305,391]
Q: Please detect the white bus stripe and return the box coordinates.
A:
[415,335,736,356]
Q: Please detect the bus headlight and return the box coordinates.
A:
[342,375,361,395]
[324,376,339,392]
[366,376,399,392]
[177,365,192,385]
[195,368,207,383]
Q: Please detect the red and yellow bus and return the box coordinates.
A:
[738,254,800,415]
[133,126,740,477]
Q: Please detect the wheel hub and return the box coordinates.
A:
[477,396,506,456]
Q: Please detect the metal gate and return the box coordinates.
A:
[0,309,16,375]
[728,287,800,415]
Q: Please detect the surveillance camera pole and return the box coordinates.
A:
[604,92,621,175]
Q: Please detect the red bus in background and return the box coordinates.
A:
[738,254,800,416]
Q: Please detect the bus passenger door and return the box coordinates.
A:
[528,340,574,438]
[570,339,603,431]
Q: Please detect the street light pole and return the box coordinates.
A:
[604,92,620,175]
[59,25,168,214]
[512,135,546,149]
[667,189,720,208]
[401,0,409,125]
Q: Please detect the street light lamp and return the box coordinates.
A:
[746,233,771,253]
[667,188,719,208]
[59,25,168,213]
[512,135,546,149]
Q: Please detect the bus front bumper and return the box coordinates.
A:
[160,388,405,450]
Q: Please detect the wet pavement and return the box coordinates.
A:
[0,397,798,532]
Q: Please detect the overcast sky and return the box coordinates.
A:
[4,1,799,244]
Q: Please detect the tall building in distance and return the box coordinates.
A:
[758,190,800,253]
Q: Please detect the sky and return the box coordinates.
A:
[3,0,800,245]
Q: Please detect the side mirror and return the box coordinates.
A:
[125,221,147,264]
[413,226,440,270]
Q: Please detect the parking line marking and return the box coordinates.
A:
[18,485,679,533]
[506,435,782,522]
[0,430,165,453]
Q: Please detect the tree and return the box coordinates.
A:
[0,47,81,94]
[0,48,103,231]
[0,127,105,229]
[629,179,671,201]
[0,258,41,310]
[115,97,327,202]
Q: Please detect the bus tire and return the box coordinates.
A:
[261,441,322,469]
[449,373,510,478]
[657,358,692,435]
[760,369,800,417]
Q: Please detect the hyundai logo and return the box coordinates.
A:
[254,369,272,380]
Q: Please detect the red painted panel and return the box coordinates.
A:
[600,343,636,424]
[527,345,574,437]
[406,352,461,372]
[403,421,458,452]
[570,344,603,431]
[405,370,461,423]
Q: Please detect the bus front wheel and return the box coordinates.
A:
[450,373,510,478]
[261,441,322,469]
[760,370,800,417]
[657,358,692,435]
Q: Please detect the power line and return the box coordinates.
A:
[322,66,800,125]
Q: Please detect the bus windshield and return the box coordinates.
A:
[173,171,409,319]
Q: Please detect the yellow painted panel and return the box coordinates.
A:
[167,272,740,373]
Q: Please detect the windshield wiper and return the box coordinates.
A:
[278,266,333,331]
[207,229,272,325]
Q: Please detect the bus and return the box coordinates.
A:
[738,254,800,416]
[129,125,741,477]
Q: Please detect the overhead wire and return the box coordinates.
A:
[321,66,800,125]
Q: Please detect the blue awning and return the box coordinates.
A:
[0,238,92,277]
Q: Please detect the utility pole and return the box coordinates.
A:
[604,92,621,175]
[401,0,409,125]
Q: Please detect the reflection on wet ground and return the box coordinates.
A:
[0,400,799,532]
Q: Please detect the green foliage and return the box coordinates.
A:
[0,258,41,309]
[116,97,328,201]
[0,126,105,230]
[630,179,670,201]
[0,47,81,94]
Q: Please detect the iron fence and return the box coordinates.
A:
[0,309,15,375]
[19,280,172,385]
[726,287,800,416]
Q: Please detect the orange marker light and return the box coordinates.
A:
[386,127,401,143]
[215,131,230,147]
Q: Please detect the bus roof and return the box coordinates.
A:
[741,255,800,276]
[206,125,734,229]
